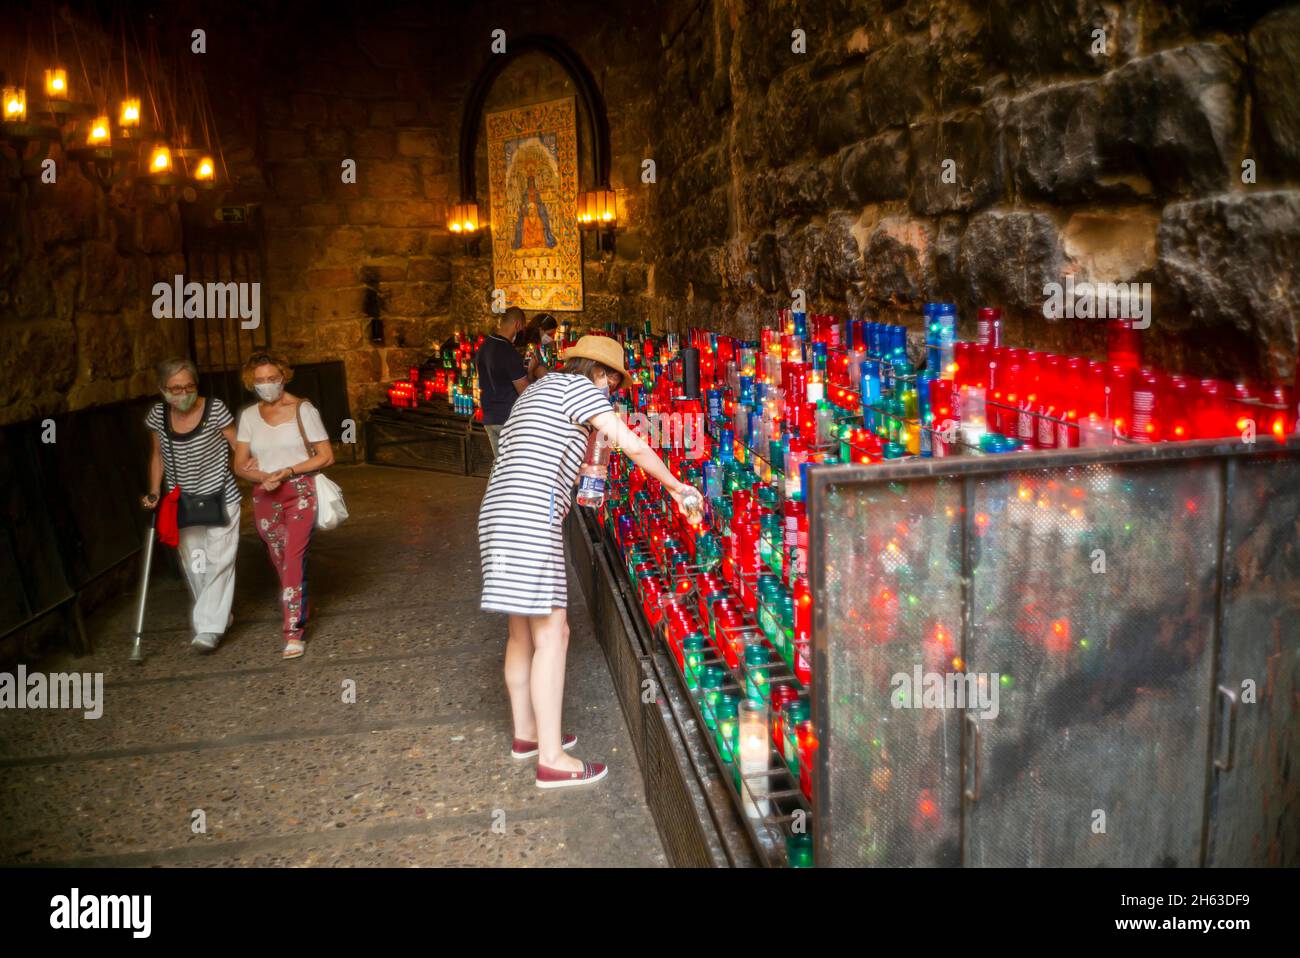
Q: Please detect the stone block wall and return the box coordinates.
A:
[646,0,1300,384]
[6,0,1298,433]
[238,7,462,421]
[0,14,188,428]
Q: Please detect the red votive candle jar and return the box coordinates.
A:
[953,341,973,389]
[971,344,992,390]
[1265,384,1294,440]
[1131,367,1162,443]
[1165,374,1195,441]
[1057,357,1085,448]
[977,307,1003,347]
[1230,382,1258,438]
[793,577,812,686]
[797,720,817,802]
[1107,318,1142,369]
[770,683,798,752]
[1084,360,1108,423]
[1106,363,1134,439]
[1194,379,1229,439]
[1036,354,1062,450]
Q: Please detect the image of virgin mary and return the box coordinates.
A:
[513,174,557,250]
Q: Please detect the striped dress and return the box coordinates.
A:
[478,373,612,615]
[144,398,241,515]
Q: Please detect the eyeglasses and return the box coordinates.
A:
[165,384,198,395]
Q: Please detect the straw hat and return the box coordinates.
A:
[562,334,629,379]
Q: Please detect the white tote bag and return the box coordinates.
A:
[313,474,349,531]
[294,402,348,531]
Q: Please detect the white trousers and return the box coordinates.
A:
[176,507,241,635]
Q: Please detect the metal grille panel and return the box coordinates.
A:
[1207,455,1300,866]
[820,476,965,866]
[964,461,1218,866]
[812,441,1300,867]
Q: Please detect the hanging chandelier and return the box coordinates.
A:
[1,7,227,198]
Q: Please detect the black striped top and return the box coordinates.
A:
[144,398,241,512]
[490,373,612,512]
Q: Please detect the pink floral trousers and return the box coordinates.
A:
[252,476,317,642]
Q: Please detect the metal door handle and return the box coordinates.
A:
[1214,685,1238,771]
[964,713,981,801]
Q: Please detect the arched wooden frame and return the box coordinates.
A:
[456,34,611,202]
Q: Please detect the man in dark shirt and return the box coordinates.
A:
[475,307,529,456]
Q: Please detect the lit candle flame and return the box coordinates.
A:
[87,115,110,145]
[2,87,26,120]
[149,144,172,174]
[45,69,68,98]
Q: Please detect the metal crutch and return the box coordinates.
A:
[128,511,158,664]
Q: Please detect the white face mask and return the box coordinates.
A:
[164,390,198,412]
[254,382,284,402]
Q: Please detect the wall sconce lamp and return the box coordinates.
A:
[118,97,141,136]
[578,186,618,254]
[447,200,480,234]
[66,114,135,193]
[0,85,62,181]
[447,199,483,254]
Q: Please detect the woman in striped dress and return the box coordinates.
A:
[142,358,242,653]
[479,335,700,789]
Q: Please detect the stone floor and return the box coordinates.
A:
[0,465,666,867]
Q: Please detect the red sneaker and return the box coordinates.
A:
[511,733,577,760]
[536,760,608,789]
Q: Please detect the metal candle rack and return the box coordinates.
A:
[652,570,814,868]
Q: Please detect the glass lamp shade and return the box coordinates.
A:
[2,86,26,122]
[577,188,617,229]
[149,143,173,175]
[447,201,480,233]
[119,98,141,129]
[86,115,111,145]
[194,156,215,181]
[44,69,68,99]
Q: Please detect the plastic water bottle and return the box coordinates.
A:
[681,489,704,526]
[576,429,611,508]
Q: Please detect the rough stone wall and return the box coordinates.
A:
[8,0,1298,433]
[0,16,188,427]
[242,4,460,420]
[647,0,1300,384]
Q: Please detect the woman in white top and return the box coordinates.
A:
[232,354,334,659]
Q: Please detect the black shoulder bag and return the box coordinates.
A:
[161,400,228,528]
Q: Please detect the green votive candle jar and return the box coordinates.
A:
[700,665,726,730]
[682,634,707,692]
[744,642,772,703]
[782,698,810,773]
[786,832,814,868]
[715,693,739,763]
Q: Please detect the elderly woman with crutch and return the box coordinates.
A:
[141,357,242,653]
